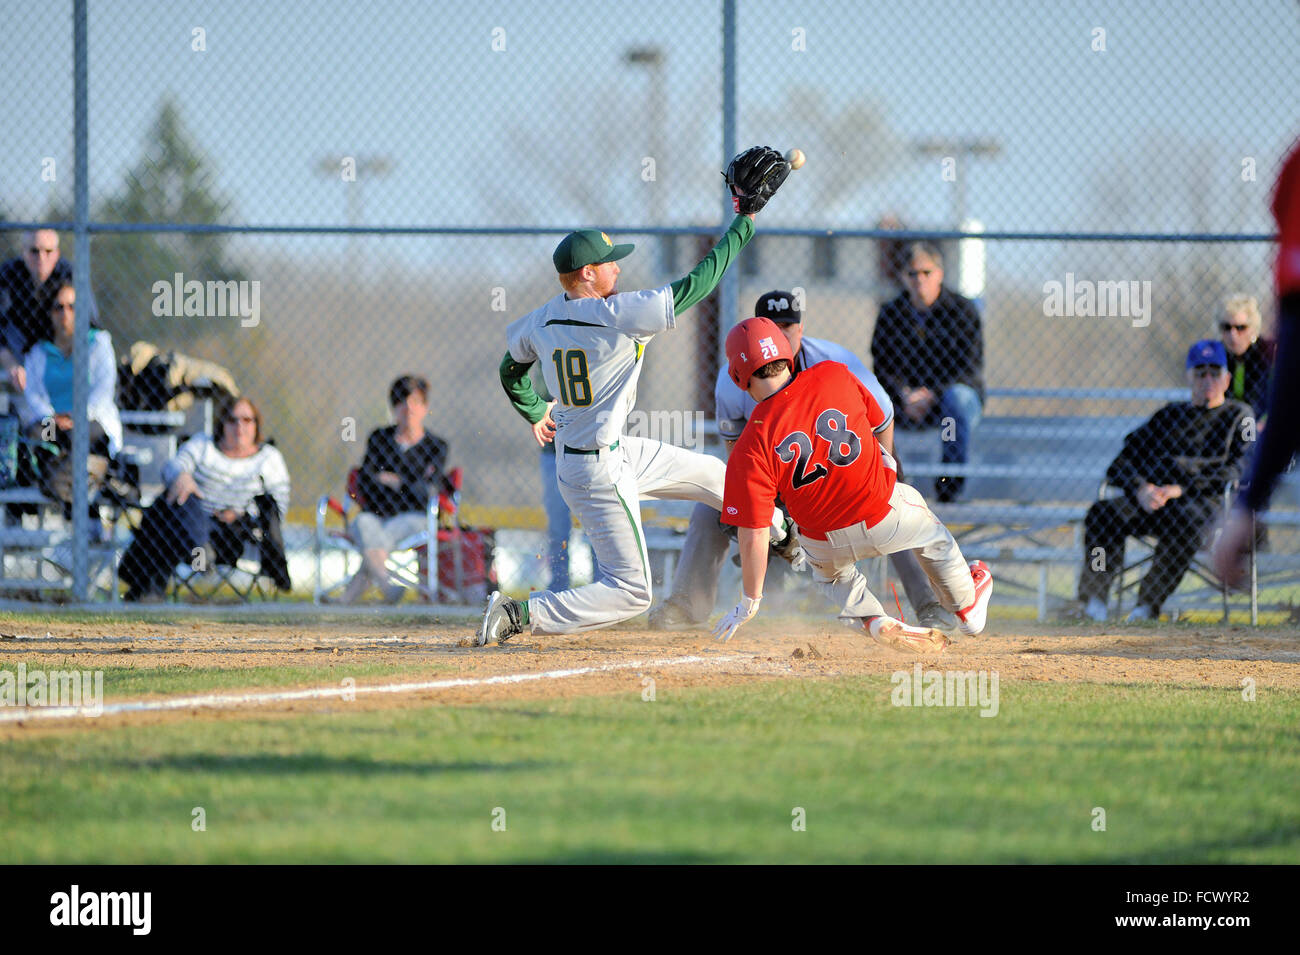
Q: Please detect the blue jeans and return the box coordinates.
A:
[120,495,252,597]
[939,383,983,465]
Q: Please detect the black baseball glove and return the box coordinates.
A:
[723,146,791,215]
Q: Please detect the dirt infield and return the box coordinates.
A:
[2,613,1300,738]
[2,613,1297,737]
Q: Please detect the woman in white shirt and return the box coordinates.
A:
[119,397,291,601]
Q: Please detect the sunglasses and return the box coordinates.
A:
[225,415,256,424]
[1219,322,1250,332]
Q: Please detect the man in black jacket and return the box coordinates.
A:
[0,230,99,390]
[1079,340,1252,622]
[870,242,984,502]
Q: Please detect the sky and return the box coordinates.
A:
[3,0,1298,250]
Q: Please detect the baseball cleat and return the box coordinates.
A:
[478,591,524,646]
[916,601,957,631]
[866,615,950,653]
[955,561,993,636]
[648,601,703,631]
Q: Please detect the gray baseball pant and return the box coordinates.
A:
[662,500,945,624]
[528,435,784,635]
[800,481,976,625]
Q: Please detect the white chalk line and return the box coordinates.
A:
[1,633,428,644]
[0,654,749,724]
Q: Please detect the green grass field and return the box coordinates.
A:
[3,674,1297,863]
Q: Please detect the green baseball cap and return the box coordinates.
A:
[553,230,635,273]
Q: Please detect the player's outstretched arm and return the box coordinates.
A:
[669,214,755,315]
[498,351,548,425]
[712,527,769,642]
[670,147,792,315]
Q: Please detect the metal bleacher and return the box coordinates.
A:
[896,387,1300,622]
[0,393,207,603]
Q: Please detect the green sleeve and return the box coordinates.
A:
[499,351,547,424]
[669,214,754,313]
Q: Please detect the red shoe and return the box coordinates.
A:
[956,561,992,636]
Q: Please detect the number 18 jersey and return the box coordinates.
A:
[722,361,897,536]
[506,286,675,450]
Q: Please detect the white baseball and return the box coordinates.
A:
[785,148,806,170]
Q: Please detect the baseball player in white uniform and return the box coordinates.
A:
[479,148,799,644]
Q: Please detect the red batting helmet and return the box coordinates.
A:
[726,316,794,391]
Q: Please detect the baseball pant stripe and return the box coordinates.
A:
[614,484,648,583]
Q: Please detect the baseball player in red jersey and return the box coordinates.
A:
[714,317,992,651]
[1214,136,1300,584]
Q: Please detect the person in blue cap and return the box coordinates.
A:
[1077,339,1252,622]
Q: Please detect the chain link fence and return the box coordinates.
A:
[1,0,1296,621]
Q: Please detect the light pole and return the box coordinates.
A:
[911,137,1001,300]
[315,154,394,271]
[623,47,667,243]
[910,136,1002,232]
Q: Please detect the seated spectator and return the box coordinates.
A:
[1077,340,1251,622]
[870,241,984,502]
[19,282,121,509]
[119,397,291,601]
[1218,293,1275,420]
[337,375,450,603]
[0,229,99,391]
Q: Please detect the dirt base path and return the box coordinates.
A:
[2,616,1297,736]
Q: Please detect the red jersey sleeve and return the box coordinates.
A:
[721,426,779,529]
[1274,138,1300,296]
[852,375,888,432]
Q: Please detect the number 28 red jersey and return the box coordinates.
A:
[721,361,897,538]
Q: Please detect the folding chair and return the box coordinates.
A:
[1100,482,1252,622]
[315,467,453,603]
[316,466,497,605]
[169,541,283,603]
[166,496,290,604]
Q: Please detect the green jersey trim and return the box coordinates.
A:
[498,350,548,424]
[542,318,605,328]
[669,214,754,313]
[614,484,648,583]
